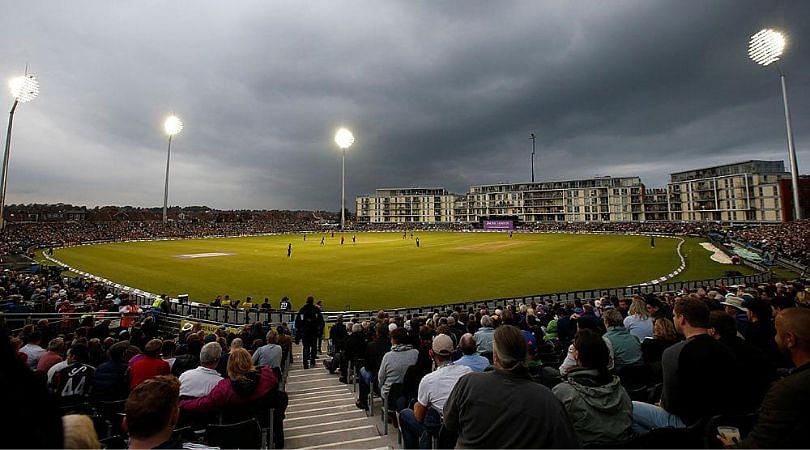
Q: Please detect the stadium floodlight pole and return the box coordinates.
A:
[334,128,355,229]
[1,74,39,230]
[529,133,536,182]
[748,28,802,220]
[162,115,183,225]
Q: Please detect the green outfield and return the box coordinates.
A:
[52,232,753,310]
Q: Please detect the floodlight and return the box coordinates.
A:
[335,128,354,149]
[8,74,39,103]
[164,115,183,136]
[748,29,785,66]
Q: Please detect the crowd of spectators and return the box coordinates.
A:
[731,219,810,266]
[323,278,809,448]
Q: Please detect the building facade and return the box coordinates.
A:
[355,160,800,225]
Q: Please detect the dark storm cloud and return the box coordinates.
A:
[1,0,808,209]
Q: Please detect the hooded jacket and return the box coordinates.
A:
[179,366,278,415]
[552,368,633,446]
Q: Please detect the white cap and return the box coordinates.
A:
[388,323,398,332]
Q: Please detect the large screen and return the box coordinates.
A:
[484,219,514,230]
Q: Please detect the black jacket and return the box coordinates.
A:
[741,362,810,448]
[294,303,324,339]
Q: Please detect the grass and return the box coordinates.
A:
[53,232,746,310]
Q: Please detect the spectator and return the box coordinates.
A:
[252,329,283,369]
[742,298,783,366]
[162,339,177,370]
[62,414,100,449]
[444,325,579,448]
[130,339,170,389]
[356,323,390,410]
[49,343,95,407]
[335,323,365,381]
[720,296,750,337]
[93,341,131,401]
[294,296,324,369]
[400,334,473,448]
[179,347,279,414]
[645,296,672,322]
[454,333,489,372]
[125,376,182,449]
[640,318,678,380]
[473,315,494,354]
[329,315,348,355]
[19,331,46,370]
[36,337,65,374]
[603,309,642,371]
[719,307,810,448]
[632,298,738,433]
[623,296,653,340]
[172,334,202,376]
[378,327,419,408]
[559,317,615,376]
[179,341,223,399]
[552,329,633,446]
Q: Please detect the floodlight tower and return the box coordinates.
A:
[1,74,39,230]
[748,28,802,219]
[163,115,183,225]
[529,133,536,182]
[334,128,354,229]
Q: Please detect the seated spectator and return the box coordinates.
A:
[632,298,738,433]
[356,323,390,410]
[125,376,183,449]
[400,334,473,449]
[742,298,783,366]
[172,334,202,376]
[553,329,633,446]
[454,333,489,372]
[130,339,170,389]
[19,331,46,370]
[708,311,776,411]
[179,347,278,415]
[623,297,653,340]
[559,317,615,376]
[378,327,419,408]
[275,327,293,369]
[645,296,672,321]
[37,337,65,374]
[640,318,678,380]
[179,341,223,399]
[62,414,100,449]
[252,330,282,369]
[603,309,642,371]
[444,325,579,448]
[94,341,131,401]
[332,323,364,380]
[720,296,750,337]
[162,339,177,370]
[719,307,810,448]
[49,343,95,407]
[473,315,495,354]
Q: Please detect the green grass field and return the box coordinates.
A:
[53,232,752,310]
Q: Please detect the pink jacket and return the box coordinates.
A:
[179,366,278,415]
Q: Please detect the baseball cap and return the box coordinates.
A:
[720,297,748,312]
[432,334,454,356]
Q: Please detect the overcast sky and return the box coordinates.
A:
[1,0,808,211]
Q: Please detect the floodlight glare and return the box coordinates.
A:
[748,29,785,66]
[164,115,183,136]
[8,74,39,103]
[334,128,354,149]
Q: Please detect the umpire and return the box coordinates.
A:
[295,296,325,369]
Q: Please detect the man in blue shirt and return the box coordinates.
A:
[454,334,489,372]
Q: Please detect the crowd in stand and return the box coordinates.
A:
[321,279,810,448]
[732,219,810,266]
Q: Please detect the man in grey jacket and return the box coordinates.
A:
[473,316,495,354]
[378,327,419,403]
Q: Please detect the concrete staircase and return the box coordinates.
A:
[283,345,398,449]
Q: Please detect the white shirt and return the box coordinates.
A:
[179,366,223,398]
[417,363,473,414]
[47,359,69,383]
[20,343,46,370]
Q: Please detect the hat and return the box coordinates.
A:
[105,293,114,299]
[432,334,454,356]
[388,323,398,332]
[404,320,411,331]
[720,297,748,312]
[181,322,194,332]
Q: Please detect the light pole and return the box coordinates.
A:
[1,74,39,230]
[334,128,354,229]
[529,133,536,182]
[162,115,183,224]
[748,28,802,220]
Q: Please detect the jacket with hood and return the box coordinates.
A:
[552,368,633,446]
[179,366,278,415]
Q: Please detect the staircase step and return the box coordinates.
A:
[285,425,379,448]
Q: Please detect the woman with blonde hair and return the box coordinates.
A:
[640,318,679,380]
[62,415,100,449]
[179,347,278,415]
[623,296,653,340]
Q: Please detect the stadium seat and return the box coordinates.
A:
[205,418,262,449]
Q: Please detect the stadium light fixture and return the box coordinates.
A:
[334,128,354,229]
[529,133,536,183]
[162,115,183,225]
[748,28,802,220]
[1,73,40,230]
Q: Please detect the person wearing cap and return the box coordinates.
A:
[444,325,578,448]
[721,295,751,337]
[399,334,472,449]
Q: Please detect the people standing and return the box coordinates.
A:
[295,296,325,369]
